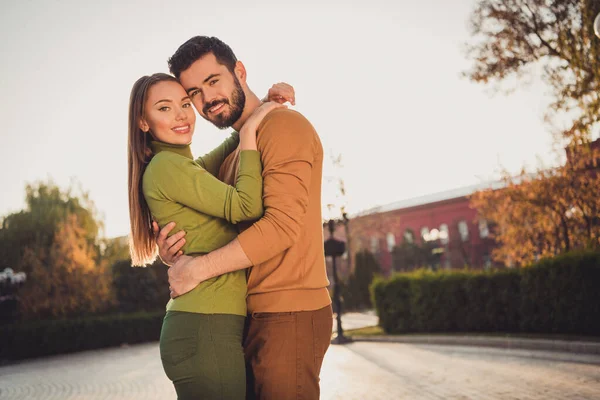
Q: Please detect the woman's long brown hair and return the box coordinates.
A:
[128,73,179,266]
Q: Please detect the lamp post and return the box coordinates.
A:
[325,219,352,345]
[422,228,448,271]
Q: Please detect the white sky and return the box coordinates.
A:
[0,0,567,238]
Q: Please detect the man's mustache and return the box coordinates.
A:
[203,99,229,115]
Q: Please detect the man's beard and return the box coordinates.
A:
[202,77,246,129]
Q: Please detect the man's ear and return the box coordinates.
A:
[139,118,149,133]
[234,61,247,84]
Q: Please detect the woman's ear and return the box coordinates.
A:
[139,118,149,133]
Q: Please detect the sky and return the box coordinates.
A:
[0,0,571,238]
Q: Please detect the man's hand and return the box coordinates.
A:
[168,255,201,298]
[153,221,186,266]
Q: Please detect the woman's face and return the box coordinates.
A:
[140,80,196,145]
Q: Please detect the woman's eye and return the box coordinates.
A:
[183,103,192,108]
[159,107,169,112]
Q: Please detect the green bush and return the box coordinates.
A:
[371,251,599,335]
[0,311,164,362]
[519,252,600,335]
[112,259,170,312]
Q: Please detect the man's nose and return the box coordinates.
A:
[203,87,218,106]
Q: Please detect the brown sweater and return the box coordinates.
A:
[218,108,331,313]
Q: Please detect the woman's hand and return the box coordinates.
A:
[239,102,287,150]
[263,82,295,105]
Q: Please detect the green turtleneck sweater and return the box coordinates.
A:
[142,132,263,316]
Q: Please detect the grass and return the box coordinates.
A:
[344,326,384,336]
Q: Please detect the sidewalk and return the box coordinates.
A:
[351,333,600,355]
[340,311,600,355]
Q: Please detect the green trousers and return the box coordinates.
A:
[160,311,246,400]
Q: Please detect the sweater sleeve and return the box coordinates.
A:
[147,150,263,224]
[236,110,315,265]
[195,132,239,176]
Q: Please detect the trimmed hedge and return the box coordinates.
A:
[0,311,165,362]
[371,251,600,335]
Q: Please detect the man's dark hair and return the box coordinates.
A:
[168,36,238,79]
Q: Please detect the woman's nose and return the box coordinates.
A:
[175,107,187,120]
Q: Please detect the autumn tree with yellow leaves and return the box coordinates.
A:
[466,0,600,265]
[471,141,600,266]
[0,181,114,319]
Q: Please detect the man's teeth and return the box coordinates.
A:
[210,103,224,113]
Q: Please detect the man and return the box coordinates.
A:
[155,36,333,400]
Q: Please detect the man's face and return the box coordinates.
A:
[179,53,245,129]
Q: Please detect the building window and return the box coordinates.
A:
[404,229,414,244]
[439,223,449,244]
[479,219,489,238]
[420,226,429,241]
[370,236,379,253]
[458,220,469,242]
[386,233,396,252]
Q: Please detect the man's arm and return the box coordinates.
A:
[168,110,316,296]
[168,239,250,297]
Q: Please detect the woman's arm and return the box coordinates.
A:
[195,132,239,176]
[146,102,285,224]
[195,83,295,176]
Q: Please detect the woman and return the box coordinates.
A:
[127,72,289,399]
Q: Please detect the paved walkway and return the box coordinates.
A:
[2,341,599,399]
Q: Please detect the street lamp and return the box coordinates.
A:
[595,12,600,38]
[324,219,352,345]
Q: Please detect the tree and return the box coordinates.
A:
[471,142,600,266]
[465,0,600,140]
[0,180,102,269]
[341,250,381,310]
[465,0,600,265]
[99,236,130,268]
[0,180,112,319]
[16,215,114,319]
[392,239,426,272]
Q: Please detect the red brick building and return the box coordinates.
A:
[323,139,600,279]
[324,181,505,278]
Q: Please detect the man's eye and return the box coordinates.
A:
[190,90,200,97]
[209,79,218,86]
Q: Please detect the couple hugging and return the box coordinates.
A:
[127,35,333,400]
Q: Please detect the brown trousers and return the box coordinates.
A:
[244,305,333,400]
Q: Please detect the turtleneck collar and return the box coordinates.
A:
[150,141,193,160]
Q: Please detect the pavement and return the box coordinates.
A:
[2,312,600,399]
[1,340,599,399]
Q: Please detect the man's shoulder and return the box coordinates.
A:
[261,107,311,126]
[257,108,317,144]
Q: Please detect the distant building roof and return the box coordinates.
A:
[354,180,506,217]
